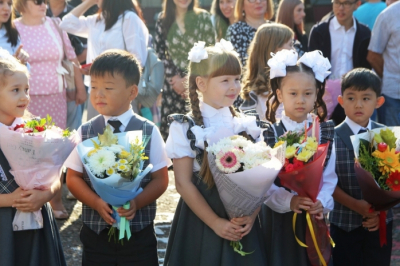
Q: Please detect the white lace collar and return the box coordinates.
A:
[281,111,315,132]
[199,101,232,118]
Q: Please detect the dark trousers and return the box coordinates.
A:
[330,222,392,266]
[80,223,158,266]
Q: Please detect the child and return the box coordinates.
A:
[329,68,391,266]
[240,23,294,121]
[64,50,171,265]
[164,42,267,265]
[0,51,66,265]
[261,49,337,266]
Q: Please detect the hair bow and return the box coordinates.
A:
[188,41,208,63]
[267,49,298,79]
[298,50,331,82]
[0,48,16,61]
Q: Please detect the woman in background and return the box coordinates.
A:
[210,0,236,41]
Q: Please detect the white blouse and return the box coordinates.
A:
[59,11,149,87]
[264,113,338,214]
[166,102,261,171]
[0,117,24,128]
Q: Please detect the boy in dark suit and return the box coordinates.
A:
[330,68,392,266]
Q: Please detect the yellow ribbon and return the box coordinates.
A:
[292,212,336,266]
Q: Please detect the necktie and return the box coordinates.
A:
[107,120,122,133]
[358,128,367,134]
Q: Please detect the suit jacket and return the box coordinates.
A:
[308,16,371,70]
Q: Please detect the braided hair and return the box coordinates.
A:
[187,46,241,188]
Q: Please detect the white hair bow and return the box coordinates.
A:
[298,51,331,82]
[188,41,208,63]
[215,38,239,55]
[0,48,16,61]
[267,49,298,79]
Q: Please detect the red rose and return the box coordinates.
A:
[285,163,295,172]
[13,124,25,131]
[34,125,45,132]
[25,129,33,133]
[293,160,304,169]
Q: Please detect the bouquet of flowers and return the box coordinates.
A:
[206,129,283,256]
[273,117,333,266]
[0,115,78,231]
[76,125,152,242]
[350,127,400,246]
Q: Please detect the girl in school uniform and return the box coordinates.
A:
[0,50,66,266]
[164,41,267,266]
[261,49,337,266]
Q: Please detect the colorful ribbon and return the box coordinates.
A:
[112,202,132,241]
[292,212,335,266]
[379,211,387,247]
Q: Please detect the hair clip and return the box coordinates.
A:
[267,49,298,79]
[298,50,331,82]
[188,41,208,63]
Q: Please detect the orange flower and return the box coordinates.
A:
[386,171,400,191]
[372,147,400,175]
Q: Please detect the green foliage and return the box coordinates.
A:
[358,141,387,189]
[380,128,396,149]
[278,131,304,146]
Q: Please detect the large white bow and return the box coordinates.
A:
[190,126,217,149]
[267,49,298,79]
[188,41,208,63]
[215,38,239,57]
[232,116,261,140]
[298,50,331,82]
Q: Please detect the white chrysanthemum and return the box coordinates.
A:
[106,168,115,176]
[117,164,130,172]
[119,159,128,164]
[87,149,116,177]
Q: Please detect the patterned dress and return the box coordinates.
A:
[15,17,76,129]
[154,10,216,140]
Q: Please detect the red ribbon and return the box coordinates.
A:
[379,211,387,247]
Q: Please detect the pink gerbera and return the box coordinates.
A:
[216,150,242,173]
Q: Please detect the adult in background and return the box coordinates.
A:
[227,0,274,67]
[47,0,87,131]
[0,0,28,62]
[276,0,307,56]
[367,1,400,126]
[353,0,386,30]
[308,0,370,125]
[60,0,149,120]
[13,0,86,219]
[211,0,236,41]
[240,23,293,121]
[154,0,215,140]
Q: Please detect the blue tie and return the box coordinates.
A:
[358,128,367,134]
[107,120,122,133]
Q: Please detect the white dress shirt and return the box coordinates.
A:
[64,108,171,173]
[329,16,357,79]
[166,101,261,171]
[264,113,338,213]
[59,11,149,88]
[344,116,371,134]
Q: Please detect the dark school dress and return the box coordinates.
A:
[163,114,268,266]
[260,120,334,266]
[0,149,66,266]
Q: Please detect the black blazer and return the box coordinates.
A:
[308,16,371,69]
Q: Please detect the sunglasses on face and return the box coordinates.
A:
[29,0,47,5]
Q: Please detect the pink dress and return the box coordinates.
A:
[15,17,76,129]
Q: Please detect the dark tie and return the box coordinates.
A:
[107,120,122,133]
[358,128,367,134]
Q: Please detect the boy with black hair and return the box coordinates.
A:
[64,49,171,266]
[330,68,392,266]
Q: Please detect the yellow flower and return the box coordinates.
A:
[305,137,318,152]
[285,145,297,159]
[117,164,130,172]
[296,149,314,162]
[106,168,115,175]
[118,150,131,159]
[119,159,128,164]
[87,149,99,157]
[372,147,400,175]
[274,141,285,148]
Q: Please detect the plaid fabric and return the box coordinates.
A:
[263,120,334,186]
[0,148,19,194]
[329,121,393,232]
[81,114,155,234]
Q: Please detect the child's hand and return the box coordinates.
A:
[117,199,137,221]
[94,198,115,225]
[355,199,379,218]
[308,200,324,220]
[211,217,242,242]
[290,195,314,213]
[231,208,260,237]
[362,215,379,231]
[13,189,50,212]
